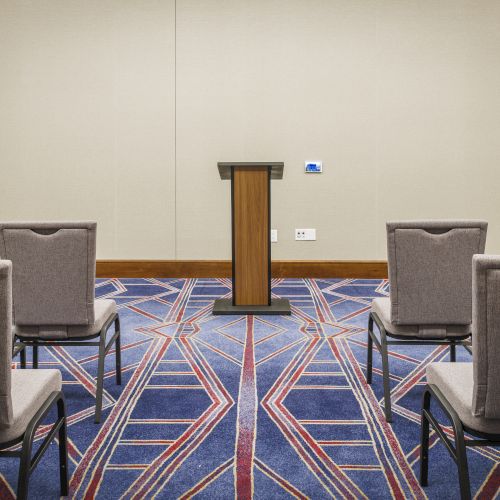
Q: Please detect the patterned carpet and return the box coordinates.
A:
[1,278,498,499]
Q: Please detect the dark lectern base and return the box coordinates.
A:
[212,298,291,315]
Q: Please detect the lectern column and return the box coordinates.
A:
[232,166,270,306]
[213,162,290,315]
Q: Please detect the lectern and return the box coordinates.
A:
[213,162,291,315]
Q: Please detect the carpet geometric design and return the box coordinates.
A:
[0,278,498,498]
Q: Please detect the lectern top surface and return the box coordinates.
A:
[218,162,284,180]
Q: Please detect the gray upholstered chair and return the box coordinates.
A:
[0,260,68,500]
[366,220,487,422]
[0,221,121,423]
[420,254,500,500]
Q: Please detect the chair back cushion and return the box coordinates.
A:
[0,222,96,326]
[472,255,500,419]
[0,261,13,429]
[387,220,487,326]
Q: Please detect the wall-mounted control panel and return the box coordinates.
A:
[305,161,322,173]
[295,228,316,241]
[271,229,278,243]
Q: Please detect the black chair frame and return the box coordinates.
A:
[12,341,26,368]
[419,384,500,500]
[0,391,68,500]
[366,312,471,422]
[17,313,121,423]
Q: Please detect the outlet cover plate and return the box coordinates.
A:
[295,228,316,241]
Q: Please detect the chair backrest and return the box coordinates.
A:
[472,255,500,419]
[0,222,97,326]
[0,260,13,429]
[387,220,487,326]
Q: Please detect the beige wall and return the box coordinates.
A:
[0,0,176,258]
[1,0,499,260]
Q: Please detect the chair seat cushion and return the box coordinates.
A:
[426,363,500,435]
[0,369,62,443]
[371,297,470,339]
[14,299,117,340]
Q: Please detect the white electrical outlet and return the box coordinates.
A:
[271,229,278,243]
[295,229,316,241]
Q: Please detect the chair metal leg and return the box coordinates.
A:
[379,328,392,422]
[32,344,38,368]
[366,313,392,422]
[20,347,26,369]
[13,341,27,369]
[115,315,122,386]
[420,385,473,499]
[17,436,33,500]
[419,388,431,486]
[57,397,69,496]
[13,391,67,500]
[454,423,471,500]
[366,314,374,384]
[16,315,121,424]
[450,342,456,362]
[95,328,107,424]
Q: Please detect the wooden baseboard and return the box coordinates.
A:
[96,260,387,279]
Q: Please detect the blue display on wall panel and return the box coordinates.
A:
[305,161,322,173]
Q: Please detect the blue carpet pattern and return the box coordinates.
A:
[0,278,498,498]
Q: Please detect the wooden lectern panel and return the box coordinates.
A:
[233,166,269,305]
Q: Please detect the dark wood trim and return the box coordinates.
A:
[96,260,388,279]
[231,166,235,303]
[267,167,272,304]
[271,260,387,278]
